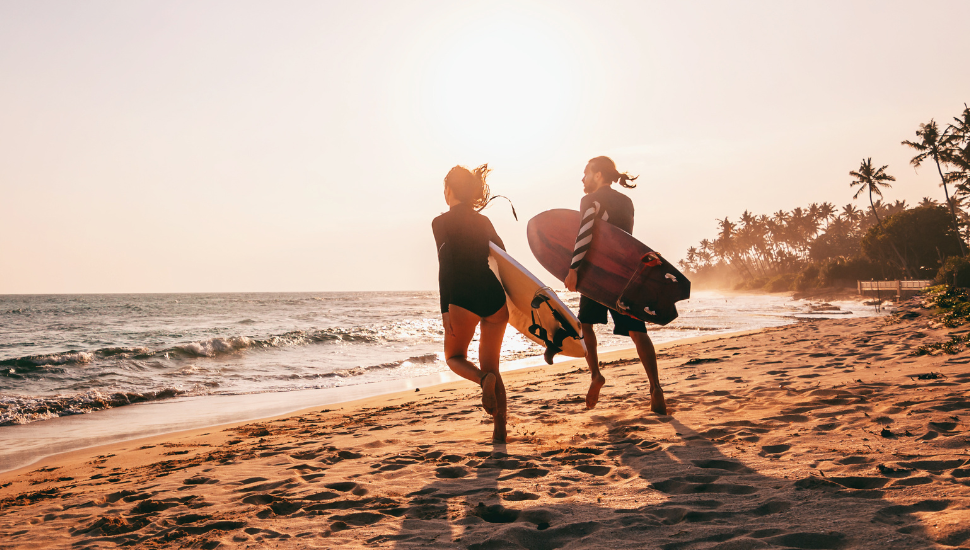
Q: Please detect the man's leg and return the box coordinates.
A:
[582,323,606,409]
[578,297,608,409]
[629,330,666,414]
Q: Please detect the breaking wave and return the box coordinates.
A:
[0,352,444,425]
[0,387,198,426]
[0,327,384,370]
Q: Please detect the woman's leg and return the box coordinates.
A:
[479,304,510,443]
[444,305,497,415]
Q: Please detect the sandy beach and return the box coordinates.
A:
[1,299,968,549]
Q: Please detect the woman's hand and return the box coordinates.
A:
[565,269,578,292]
[442,312,455,338]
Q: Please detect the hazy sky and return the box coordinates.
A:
[2,0,969,294]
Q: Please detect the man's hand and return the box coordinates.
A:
[565,269,578,292]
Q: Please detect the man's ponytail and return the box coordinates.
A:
[588,156,638,188]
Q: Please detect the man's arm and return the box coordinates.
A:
[565,268,579,292]
[567,198,598,291]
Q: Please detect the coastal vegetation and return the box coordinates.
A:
[681,103,970,292]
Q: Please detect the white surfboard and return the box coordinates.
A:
[488,242,586,359]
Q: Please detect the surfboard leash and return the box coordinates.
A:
[479,195,517,221]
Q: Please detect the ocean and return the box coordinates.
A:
[0,290,883,428]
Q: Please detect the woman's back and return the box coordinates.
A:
[432,203,505,317]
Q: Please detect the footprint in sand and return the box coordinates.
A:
[256,498,304,518]
[573,465,611,476]
[304,490,340,501]
[324,481,367,495]
[329,511,385,527]
[469,519,600,548]
[691,459,751,473]
[835,455,871,465]
[897,458,968,473]
[130,499,180,514]
[236,479,296,493]
[766,532,848,549]
[471,503,519,523]
[172,513,210,525]
[371,456,420,472]
[496,468,549,481]
[827,476,889,490]
[182,476,217,485]
[928,420,958,432]
[649,476,759,495]
[434,466,469,479]
[874,499,951,525]
[501,490,540,501]
[760,443,791,455]
[891,476,933,487]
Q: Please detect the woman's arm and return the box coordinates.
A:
[432,219,453,315]
[487,218,505,251]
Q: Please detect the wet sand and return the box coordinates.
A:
[1,300,968,549]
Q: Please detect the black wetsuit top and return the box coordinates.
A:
[432,203,507,317]
[570,186,635,269]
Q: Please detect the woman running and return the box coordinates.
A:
[432,164,510,443]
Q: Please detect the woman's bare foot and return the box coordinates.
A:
[492,422,507,443]
[650,386,667,415]
[480,372,497,415]
[586,373,606,409]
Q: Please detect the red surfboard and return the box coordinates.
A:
[527,209,690,326]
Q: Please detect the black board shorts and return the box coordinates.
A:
[578,296,647,336]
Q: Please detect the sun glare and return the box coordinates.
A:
[423,12,581,157]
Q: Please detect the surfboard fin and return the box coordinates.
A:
[543,345,561,365]
[528,292,578,364]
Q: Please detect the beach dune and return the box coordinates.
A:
[1,299,969,549]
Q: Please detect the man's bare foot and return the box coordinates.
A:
[586,374,606,409]
[480,372,497,415]
[650,386,667,415]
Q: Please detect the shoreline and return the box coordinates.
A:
[3,306,968,549]
[0,330,762,476]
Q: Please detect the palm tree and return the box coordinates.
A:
[818,202,836,230]
[841,203,862,225]
[850,158,895,226]
[902,119,965,255]
[889,200,909,217]
[949,103,970,146]
[948,105,970,200]
[950,147,970,197]
[850,158,911,276]
[918,197,939,208]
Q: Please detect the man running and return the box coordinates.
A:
[564,156,667,414]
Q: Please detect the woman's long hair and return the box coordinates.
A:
[588,156,638,188]
[444,164,491,209]
[444,164,517,219]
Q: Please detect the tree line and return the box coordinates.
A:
[680,102,970,291]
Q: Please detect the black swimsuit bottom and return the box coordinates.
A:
[432,204,507,318]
